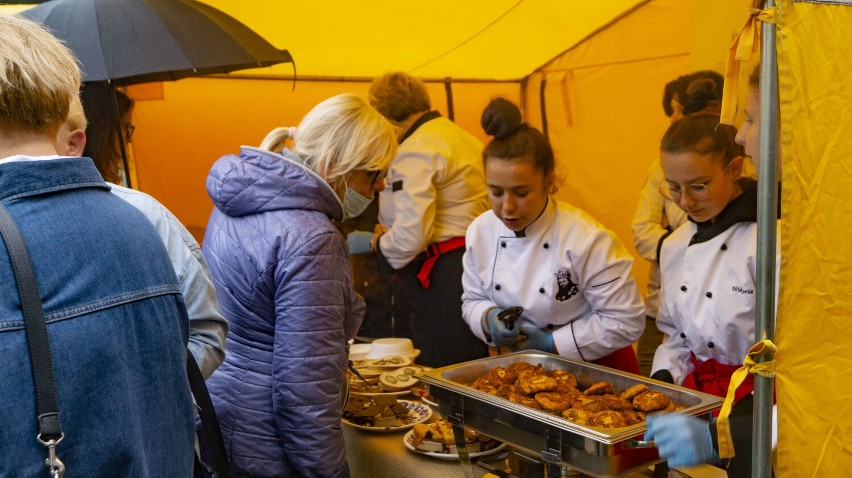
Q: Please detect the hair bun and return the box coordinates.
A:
[481,97,523,139]
[682,78,721,116]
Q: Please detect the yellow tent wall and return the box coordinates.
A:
[130,79,519,240]
[774,0,852,474]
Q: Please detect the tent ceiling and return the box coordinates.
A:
[198,0,646,81]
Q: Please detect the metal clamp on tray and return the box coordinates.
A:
[420,352,722,478]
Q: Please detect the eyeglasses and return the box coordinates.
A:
[368,169,388,188]
[658,160,733,201]
[125,123,136,141]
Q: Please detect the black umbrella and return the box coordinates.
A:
[20,0,293,85]
[21,0,294,188]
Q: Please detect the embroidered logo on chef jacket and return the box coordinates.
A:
[555,269,579,301]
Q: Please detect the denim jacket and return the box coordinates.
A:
[0,157,195,477]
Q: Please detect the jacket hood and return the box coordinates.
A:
[206,146,343,220]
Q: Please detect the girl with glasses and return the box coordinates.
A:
[645,92,777,476]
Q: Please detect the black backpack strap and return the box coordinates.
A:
[187,353,231,478]
[0,204,65,476]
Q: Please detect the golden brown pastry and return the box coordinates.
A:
[517,373,557,395]
[534,392,573,413]
[618,383,649,401]
[550,370,578,389]
[485,366,517,386]
[632,390,672,412]
[583,381,616,396]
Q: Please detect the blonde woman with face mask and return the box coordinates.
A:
[201,93,397,478]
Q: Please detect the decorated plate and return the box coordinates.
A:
[403,429,507,460]
[342,399,432,433]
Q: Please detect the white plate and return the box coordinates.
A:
[342,399,432,433]
[403,429,507,460]
[420,395,439,408]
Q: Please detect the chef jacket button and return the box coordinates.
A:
[680,332,686,338]
[680,285,687,292]
[708,341,715,348]
[706,291,713,298]
[547,324,554,330]
[543,243,550,249]
[539,287,545,294]
[495,284,501,291]
[721,244,728,251]
[501,241,506,248]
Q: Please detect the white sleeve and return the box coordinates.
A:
[377,149,437,269]
[551,225,646,361]
[461,219,495,345]
[632,161,668,263]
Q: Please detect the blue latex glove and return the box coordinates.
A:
[486,308,521,347]
[511,326,553,353]
[346,231,374,255]
[645,413,720,469]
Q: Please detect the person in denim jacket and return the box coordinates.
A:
[0,16,195,476]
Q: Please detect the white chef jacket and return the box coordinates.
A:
[377,116,489,269]
[631,160,687,317]
[652,187,779,384]
[462,198,645,361]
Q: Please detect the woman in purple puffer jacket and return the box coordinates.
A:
[201,94,397,477]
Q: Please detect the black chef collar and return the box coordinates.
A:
[399,111,441,143]
[688,177,757,246]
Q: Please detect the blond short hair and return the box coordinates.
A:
[368,72,431,122]
[0,15,80,136]
[66,94,88,131]
[262,93,398,188]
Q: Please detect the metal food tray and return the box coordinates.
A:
[419,352,722,477]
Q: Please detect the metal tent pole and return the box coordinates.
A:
[753,1,778,477]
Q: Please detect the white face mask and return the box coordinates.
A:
[342,187,373,219]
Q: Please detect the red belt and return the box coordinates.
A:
[416,236,465,288]
[682,353,775,414]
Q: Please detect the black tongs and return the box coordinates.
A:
[496,306,524,330]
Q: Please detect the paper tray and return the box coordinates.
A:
[419,352,723,477]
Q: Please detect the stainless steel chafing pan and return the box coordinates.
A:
[420,352,723,477]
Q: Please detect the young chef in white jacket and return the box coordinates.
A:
[461,98,645,373]
[356,72,490,367]
[645,83,778,476]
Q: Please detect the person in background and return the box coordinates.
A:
[202,93,396,477]
[632,70,723,377]
[79,81,133,184]
[355,71,490,367]
[0,15,195,476]
[462,97,645,372]
[55,95,228,379]
[645,79,777,476]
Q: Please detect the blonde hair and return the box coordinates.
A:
[369,72,431,122]
[0,15,80,136]
[66,94,88,131]
[262,93,398,188]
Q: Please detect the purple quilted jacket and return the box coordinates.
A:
[202,147,364,477]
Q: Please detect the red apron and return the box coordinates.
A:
[591,345,639,375]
